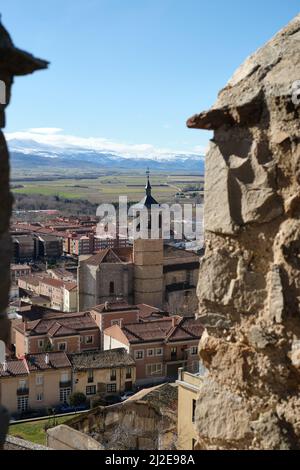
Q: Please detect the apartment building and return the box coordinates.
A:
[18,274,77,312]
[176,367,203,450]
[63,233,130,257]
[10,264,31,282]
[104,316,203,386]
[35,234,63,260]
[47,268,76,283]
[70,348,136,402]
[12,235,35,262]
[0,353,72,415]
[89,301,165,347]
[14,311,100,357]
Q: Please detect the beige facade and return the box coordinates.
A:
[11,264,31,282]
[74,365,136,399]
[0,354,72,415]
[63,286,77,312]
[133,238,164,308]
[70,349,136,403]
[18,275,78,312]
[176,368,202,450]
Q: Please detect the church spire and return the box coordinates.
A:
[145,167,152,197]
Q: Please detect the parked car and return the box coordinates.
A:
[54,403,89,414]
[120,391,135,401]
[104,395,122,406]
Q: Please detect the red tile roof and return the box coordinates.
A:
[91,300,139,314]
[105,316,204,344]
[0,359,28,377]
[18,274,77,291]
[14,311,98,338]
[0,353,71,376]
[26,352,71,371]
[86,247,133,266]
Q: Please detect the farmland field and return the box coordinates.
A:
[12,172,205,205]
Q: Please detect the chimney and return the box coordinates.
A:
[2,361,7,372]
[45,353,49,365]
[104,301,110,311]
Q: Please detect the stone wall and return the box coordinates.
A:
[5,435,51,451]
[48,384,178,450]
[0,20,48,448]
[187,14,300,450]
[47,424,103,450]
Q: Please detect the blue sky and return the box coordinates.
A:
[2,0,299,156]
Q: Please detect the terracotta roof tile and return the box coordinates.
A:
[0,359,28,377]
[86,247,133,266]
[26,352,71,371]
[109,316,204,344]
[14,312,98,337]
[69,348,135,371]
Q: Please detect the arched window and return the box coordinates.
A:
[109,281,115,295]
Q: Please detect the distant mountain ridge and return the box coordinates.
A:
[8,138,205,173]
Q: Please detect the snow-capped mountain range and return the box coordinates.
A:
[6,129,205,173]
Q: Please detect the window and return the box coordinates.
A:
[107,383,117,393]
[192,399,196,423]
[88,369,94,383]
[17,396,28,412]
[111,319,121,326]
[60,387,71,403]
[36,392,44,402]
[147,349,154,357]
[61,372,69,382]
[85,335,94,344]
[146,363,163,376]
[156,348,163,356]
[134,350,144,360]
[126,367,132,379]
[36,375,43,386]
[191,346,198,356]
[86,385,96,396]
[38,339,44,349]
[58,342,67,351]
[171,347,177,359]
[18,379,27,391]
[109,281,115,294]
[110,369,116,381]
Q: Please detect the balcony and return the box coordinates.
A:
[59,380,72,388]
[17,387,29,396]
[176,368,203,391]
[167,354,188,363]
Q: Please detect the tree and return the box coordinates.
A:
[69,392,86,407]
